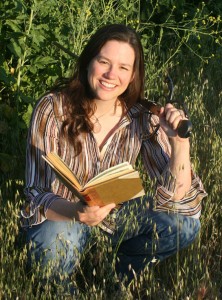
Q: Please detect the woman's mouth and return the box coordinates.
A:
[100,80,116,89]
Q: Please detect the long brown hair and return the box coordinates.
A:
[57,24,145,155]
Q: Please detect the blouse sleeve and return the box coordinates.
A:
[21,94,66,227]
[154,164,207,218]
[141,115,207,219]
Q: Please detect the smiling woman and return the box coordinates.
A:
[87,40,135,143]
[87,40,135,103]
[21,23,207,294]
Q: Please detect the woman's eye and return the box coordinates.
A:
[121,66,129,71]
[100,60,108,64]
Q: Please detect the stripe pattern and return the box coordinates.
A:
[21,93,207,232]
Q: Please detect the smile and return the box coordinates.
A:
[100,81,116,88]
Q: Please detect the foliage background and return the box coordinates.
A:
[0,0,222,299]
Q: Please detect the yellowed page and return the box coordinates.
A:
[84,162,133,188]
[83,171,145,206]
[42,153,82,190]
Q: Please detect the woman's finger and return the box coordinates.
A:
[79,203,116,226]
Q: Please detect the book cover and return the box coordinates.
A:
[42,152,145,206]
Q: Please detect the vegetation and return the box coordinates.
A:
[0,0,222,298]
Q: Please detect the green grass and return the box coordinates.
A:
[1,0,222,299]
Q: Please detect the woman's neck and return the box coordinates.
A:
[92,98,119,116]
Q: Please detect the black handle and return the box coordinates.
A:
[177,119,192,138]
[164,75,192,139]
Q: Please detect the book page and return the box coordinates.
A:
[84,162,133,188]
[42,153,82,190]
[83,171,145,206]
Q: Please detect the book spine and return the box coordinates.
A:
[81,189,104,207]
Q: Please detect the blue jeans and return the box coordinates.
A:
[26,197,200,285]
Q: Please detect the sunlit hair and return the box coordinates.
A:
[57,24,145,155]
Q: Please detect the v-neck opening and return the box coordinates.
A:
[90,112,130,163]
[98,119,122,152]
[98,108,131,150]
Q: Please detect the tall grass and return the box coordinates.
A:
[0,0,222,299]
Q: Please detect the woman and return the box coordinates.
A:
[21,24,207,289]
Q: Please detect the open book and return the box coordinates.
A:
[42,152,145,206]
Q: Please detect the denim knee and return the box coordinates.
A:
[176,215,201,249]
[156,213,201,252]
[26,220,90,275]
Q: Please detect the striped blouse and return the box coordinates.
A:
[21,93,207,233]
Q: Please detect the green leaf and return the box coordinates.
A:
[22,103,33,127]
[6,29,25,39]
[0,67,16,84]
[33,56,58,68]
[31,29,46,46]
[5,19,22,32]
[7,39,22,57]
[29,65,37,74]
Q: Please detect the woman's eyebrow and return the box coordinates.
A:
[121,62,133,68]
[96,55,108,60]
[97,55,133,67]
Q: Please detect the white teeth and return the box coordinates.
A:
[100,81,116,88]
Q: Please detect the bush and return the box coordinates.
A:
[0,0,222,298]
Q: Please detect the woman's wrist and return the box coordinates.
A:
[169,136,190,147]
[46,199,82,222]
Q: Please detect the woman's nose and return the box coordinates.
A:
[104,65,117,79]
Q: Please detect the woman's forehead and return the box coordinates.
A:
[98,40,135,64]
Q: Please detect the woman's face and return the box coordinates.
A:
[87,40,135,103]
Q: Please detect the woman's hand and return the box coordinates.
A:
[76,201,116,226]
[46,198,115,225]
[159,103,187,140]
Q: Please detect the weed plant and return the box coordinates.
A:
[0,0,222,299]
